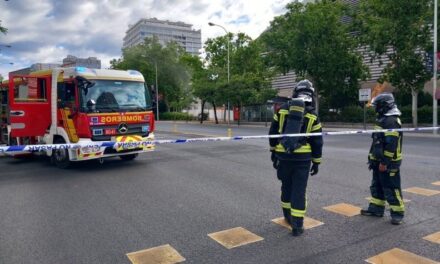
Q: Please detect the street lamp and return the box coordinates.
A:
[434,0,438,135]
[141,55,159,121]
[154,60,159,121]
[208,22,230,126]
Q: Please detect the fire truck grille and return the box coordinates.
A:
[90,123,149,141]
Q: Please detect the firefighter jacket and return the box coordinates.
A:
[369,115,403,165]
[269,103,323,163]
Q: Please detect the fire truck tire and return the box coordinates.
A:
[119,154,138,161]
[52,137,71,169]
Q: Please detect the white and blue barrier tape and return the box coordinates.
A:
[0,127,438,154]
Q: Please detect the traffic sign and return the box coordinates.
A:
[359,89,371,102]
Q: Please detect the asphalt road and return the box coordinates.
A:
[0,121,439,264]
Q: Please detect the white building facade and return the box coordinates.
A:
[123,18,202,55]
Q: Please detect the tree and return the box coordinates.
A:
[355,0,432,127]
[111,37,193,112]
[203,33,276,122]
[262,0,369,112]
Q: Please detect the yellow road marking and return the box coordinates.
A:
[271,216,324,230]
[423,231,440,244]
[157,130,224,138]
[432,181,440,186]
[403,187,440,196]
[323,203,361,217]
[365,197,411,203]
[365,248,439,264]
[126,244,185,264]
[208,227,263,249]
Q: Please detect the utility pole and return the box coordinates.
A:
[434,0,438,134]
[155,61,159,121]
[208,22,230,126]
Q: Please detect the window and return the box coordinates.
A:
[14,77,47,102]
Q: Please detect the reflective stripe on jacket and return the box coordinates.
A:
[269,103,323,163]
[369,116,403,163]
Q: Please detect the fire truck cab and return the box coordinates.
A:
[1,67,155,168]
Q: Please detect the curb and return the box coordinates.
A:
[158,121,440,138]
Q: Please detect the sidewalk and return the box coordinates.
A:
[159,120,440,138]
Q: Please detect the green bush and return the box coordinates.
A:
[338,105,376,123]
[160,112,195,121]
[400,105,440,124]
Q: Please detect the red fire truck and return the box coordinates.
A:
[0,67,155,168]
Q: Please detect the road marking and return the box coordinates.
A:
[323,203,361,217]
[365,197,411,203]
[207,227,263,249]
[272,216,324,230]
[365,248,439,264]
[432,181,440,186]
[403,187,440,196]
[423,231,440,244]
[126,244,185,264]
[157,130,224,138]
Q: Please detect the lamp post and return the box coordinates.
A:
[141,55,159,121]
[208,22,230,126]
[434,0,438,135]
[154,60,159,121]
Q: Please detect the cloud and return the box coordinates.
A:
[0,0,289,77]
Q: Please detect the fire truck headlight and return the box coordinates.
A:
[93,145,100,152]
[81,146,91,154]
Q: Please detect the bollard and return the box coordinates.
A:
[173,123,178,133]
[227,128,232,137]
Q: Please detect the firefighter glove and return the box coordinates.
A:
[310,163,319,176]
[367,162,373,171]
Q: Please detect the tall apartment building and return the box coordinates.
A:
[123,18,202,55]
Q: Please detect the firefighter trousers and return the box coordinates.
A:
[369,162,405,217]
[277,160,311,226]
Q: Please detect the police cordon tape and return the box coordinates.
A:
[0,127,439,154]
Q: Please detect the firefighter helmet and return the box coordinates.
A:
[293,79,315,103]
[371,93,401,116]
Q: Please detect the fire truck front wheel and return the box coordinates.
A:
[52,137,71,169]
[119,154,138,161]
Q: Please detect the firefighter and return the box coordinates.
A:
[361,93,404,225]
[269,79,323,236]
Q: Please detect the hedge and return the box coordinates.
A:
[321,105,439,124]
[400,105,440,124]
[160,112,196,121]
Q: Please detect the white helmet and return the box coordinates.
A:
[293,79,315,103]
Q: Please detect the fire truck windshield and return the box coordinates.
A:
[80,80,152,113]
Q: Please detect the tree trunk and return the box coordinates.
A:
[213,102,219,124]
[223,104,226,122]
[411,89,418,127]
[200,100,205,124]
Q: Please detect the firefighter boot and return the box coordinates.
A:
[291,216,304,237]
[360,204,384,217]
[390,212,404,225]
[283,208,291,225]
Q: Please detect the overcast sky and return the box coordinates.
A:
[0,0,292,78]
